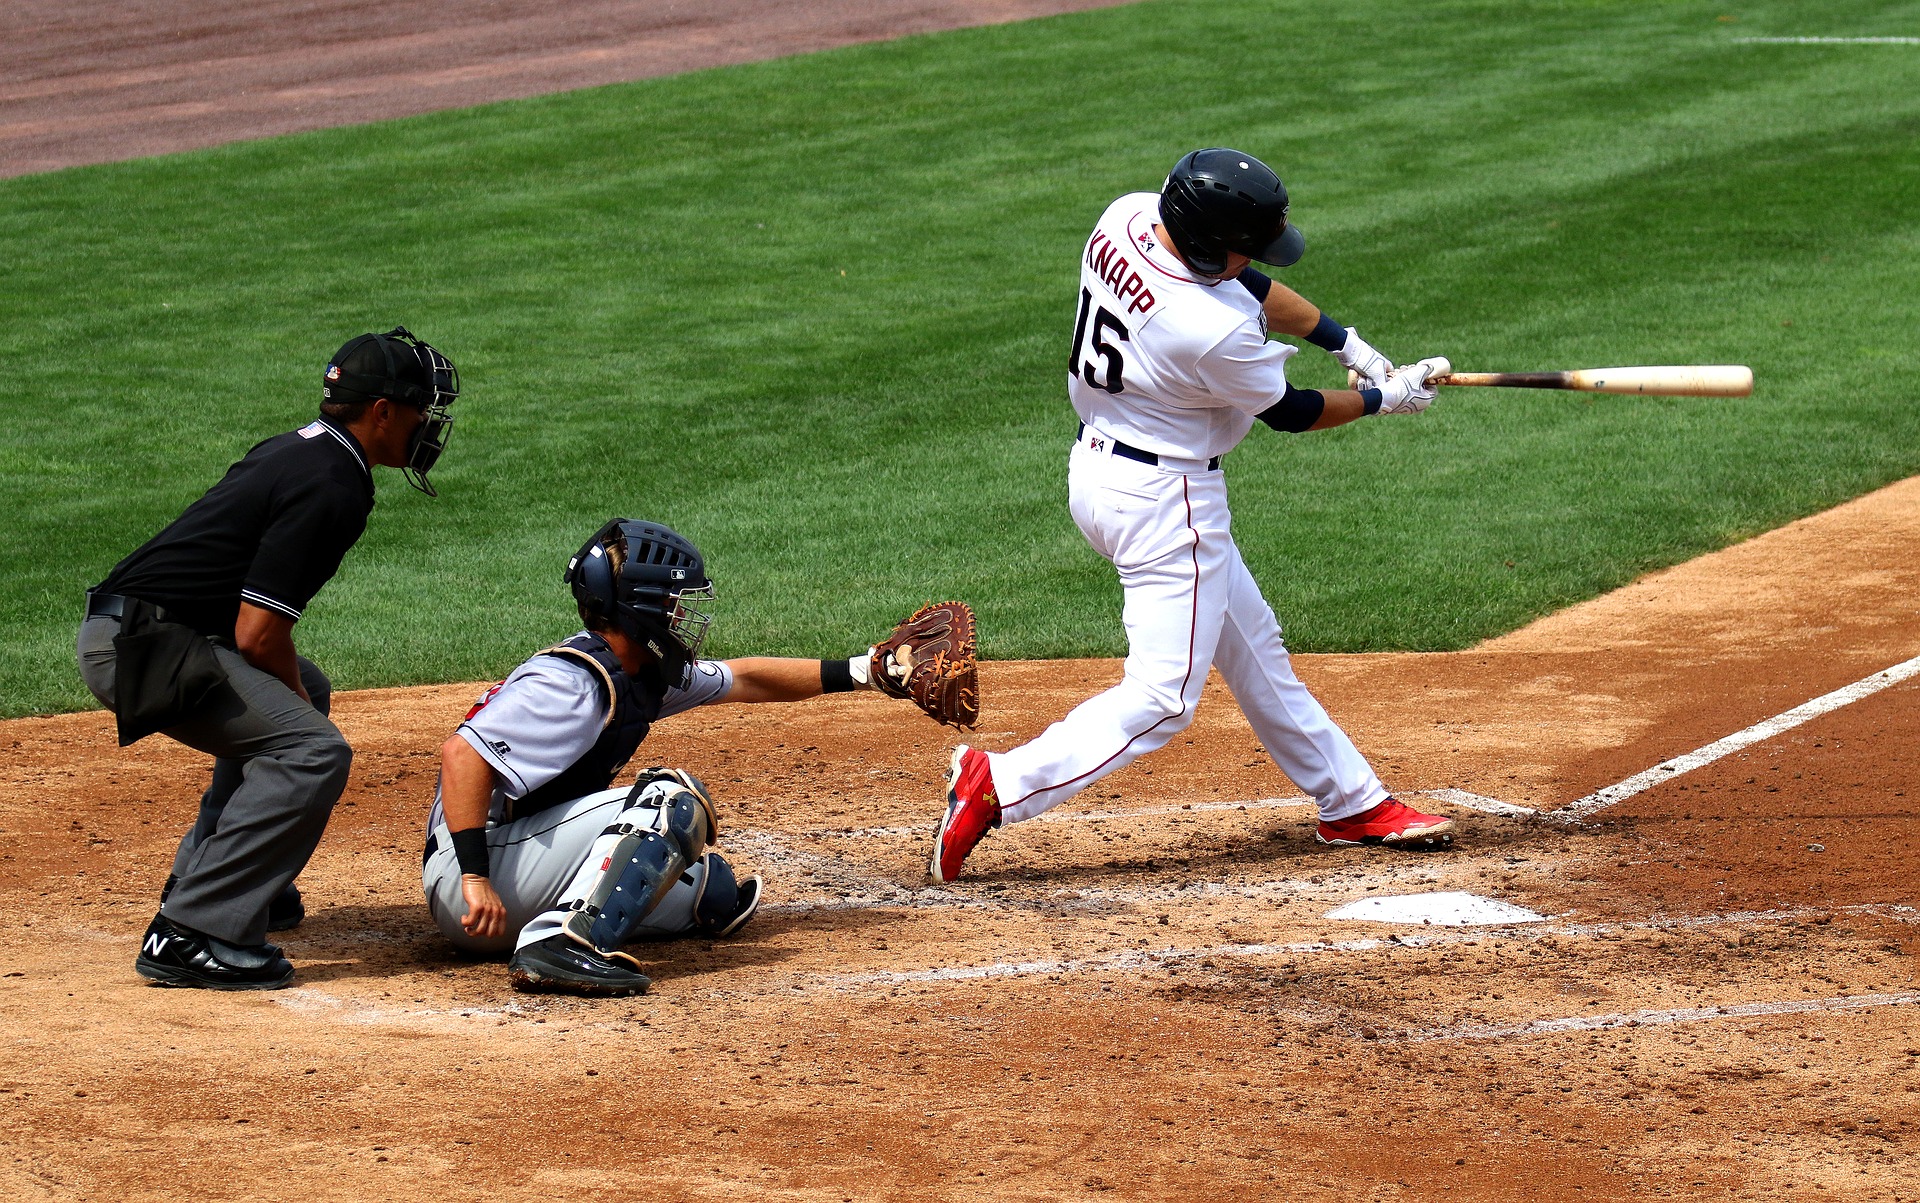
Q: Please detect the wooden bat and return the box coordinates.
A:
[1435,365,1753,397]
[1347,365,1752,397]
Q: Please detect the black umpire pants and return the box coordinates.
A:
[76,615,351,946]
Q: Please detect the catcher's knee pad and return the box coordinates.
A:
[631,766,720,847]
[561,772,717,954]
[693,851,762,939]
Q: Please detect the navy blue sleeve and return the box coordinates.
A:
[1256,383,1326,433]
[1236,267,1273,303]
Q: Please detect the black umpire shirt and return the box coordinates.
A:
[94,417,376,639]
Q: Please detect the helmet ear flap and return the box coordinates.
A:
[566,526,622,624]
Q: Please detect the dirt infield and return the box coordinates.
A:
[0,0,1140,178]
[3,477,1917,1200]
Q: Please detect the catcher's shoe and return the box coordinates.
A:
[508,935,652,997]
[135,914,295,990]
[1315,797,1455,848]
[161,874,305,932]
[930,745,1001,883]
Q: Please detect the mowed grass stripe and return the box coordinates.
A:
[3,0,1918,715]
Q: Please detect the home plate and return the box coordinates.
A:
[1325,892,1546,926]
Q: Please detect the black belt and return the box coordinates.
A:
[85,592,133,620]
[423,831,439,864]
[1076,422,1220,471]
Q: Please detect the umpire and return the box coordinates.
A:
[77,327,460,990]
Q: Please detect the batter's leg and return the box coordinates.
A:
[1211,543,1388,822]
[991,470,1235,825]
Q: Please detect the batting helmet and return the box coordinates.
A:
[1158,149,1305,276]
[323,326,460,496]
[566,519,715,685]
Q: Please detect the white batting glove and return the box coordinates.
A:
[1333,327,1393,390]
[1373,356,1451,415]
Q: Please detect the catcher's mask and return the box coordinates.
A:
[565,518,715,686]
[323,326,460,496]
[1159,148,1305,277]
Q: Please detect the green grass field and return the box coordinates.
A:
[3,0,1918,717]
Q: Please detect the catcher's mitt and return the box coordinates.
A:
[870,601,978,728]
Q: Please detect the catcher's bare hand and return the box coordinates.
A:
[460,874,507,940]
[870,601,979,728]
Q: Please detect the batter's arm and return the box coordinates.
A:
[439,734,508,938]
[1255,277,1325,339]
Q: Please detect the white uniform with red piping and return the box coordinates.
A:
[986,192,1388,825]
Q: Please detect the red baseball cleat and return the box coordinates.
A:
[930,745,1001,883]
[1315,797,1455,848]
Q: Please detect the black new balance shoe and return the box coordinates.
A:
[135,914,295,990]
[507,935,652,997]
[161,875,306,932]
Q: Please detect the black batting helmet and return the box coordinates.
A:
[566,519,715,685]
[323,326,460,496]
[1158,149,1305,276]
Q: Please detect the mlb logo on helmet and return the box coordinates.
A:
[325,364,341,381]
[670,569,686,580]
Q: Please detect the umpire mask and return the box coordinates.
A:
[323,326,461,496]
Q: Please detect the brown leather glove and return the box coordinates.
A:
[869,601,978,728]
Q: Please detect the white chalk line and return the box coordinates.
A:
[797,903,1913,990]
[1553,651,1920,821]
[1404,990,1920,1043]
[1734,36,1920,45]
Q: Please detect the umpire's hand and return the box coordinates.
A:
[461,875,507,939]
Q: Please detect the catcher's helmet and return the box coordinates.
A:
[323,327,460,497]
[1158,148,1305,276]
[566,519,715,686]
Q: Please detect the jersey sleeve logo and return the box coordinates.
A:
[464,681,505,720]
[297,420,326,439]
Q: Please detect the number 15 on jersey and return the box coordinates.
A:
[1070,286,1130,395]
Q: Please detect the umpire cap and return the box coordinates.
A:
[1159,148,1305,276]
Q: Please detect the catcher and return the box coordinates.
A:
[422,517,975,996]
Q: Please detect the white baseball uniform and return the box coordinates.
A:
[421,641,735,955]
[986,192,1390,825]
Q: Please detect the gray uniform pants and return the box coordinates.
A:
[77,615,352,946]
[423,786,708,957]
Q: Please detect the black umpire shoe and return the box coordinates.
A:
[161,874,305,932]
[507,935,652,997]
[135,914,295,990]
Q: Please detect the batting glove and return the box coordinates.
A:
[1374,356,1451,415]
[1333,327,1393,390]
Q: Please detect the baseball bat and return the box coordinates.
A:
[1346,365,1752,397]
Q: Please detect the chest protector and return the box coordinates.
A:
[511,632,663,820]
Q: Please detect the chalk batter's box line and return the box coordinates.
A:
[1403,990,1920,1044]
[796,903,1917,991]
[1553,650,1920,822]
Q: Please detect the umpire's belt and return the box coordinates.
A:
[85,591,166,622]
[1076,422,1220,473]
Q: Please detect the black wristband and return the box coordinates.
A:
[1306,312,1348,353]
[450,827,491,878]
[820,658,856,694]
[1360,387,1383,416]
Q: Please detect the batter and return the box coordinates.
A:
[932,148,1457,882]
